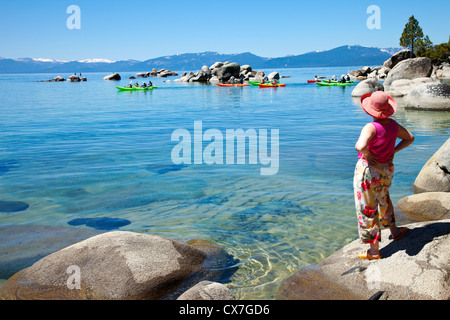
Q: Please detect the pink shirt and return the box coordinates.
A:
[358,120,399,164]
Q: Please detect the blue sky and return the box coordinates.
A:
[1,0,449,61]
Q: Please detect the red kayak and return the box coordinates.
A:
[307,80,321,83]
[216,83,249,87]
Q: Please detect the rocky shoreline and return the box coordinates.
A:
[173,62,280,84]
[0,229,237,300]
[277,137,450,300]
[350,49,450,110]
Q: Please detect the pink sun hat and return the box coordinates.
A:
[360,91,397,119]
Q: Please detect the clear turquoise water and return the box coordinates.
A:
[0,68,449,299]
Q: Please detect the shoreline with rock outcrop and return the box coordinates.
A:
[174,62,281,84]
[277,136,450,300]
[0,230,237,300]
[350,49,450,111]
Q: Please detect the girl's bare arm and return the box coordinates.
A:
[394,124,415,154]
[355,123,377,165]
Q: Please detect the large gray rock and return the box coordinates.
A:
[103,73,121,81]
[177,281,235,300]
[351,79,384,97]
[48,75,65,82]
[405,83,450,111]
[384,57,433,90]
[190,68,210,82]
[267,71,280,81]
[377,66,391,79]
[67,75,81,82]
[436,64,450,79]
[277,220,450,300]
[383,49,415,69]
[136,72,149,78]
[397,192,450,221]
[0,231,207,300]
[208,76,219,83]
[414,138,450,193]
[215,62,240,82]
[184,71,196,82]
[209,62,224,70]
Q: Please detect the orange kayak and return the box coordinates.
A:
[259,83,286,88]
[216,83,249,87]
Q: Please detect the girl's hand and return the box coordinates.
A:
[364,151,378,166]
[387,153,395,163]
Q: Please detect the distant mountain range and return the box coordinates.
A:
[0,45,402,74]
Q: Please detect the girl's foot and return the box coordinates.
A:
[358,249,382,260]
[391,227,409,241]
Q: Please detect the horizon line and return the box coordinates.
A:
[0,44,403,64]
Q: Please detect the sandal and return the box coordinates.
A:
[358,249,382,260]
[392,227,409,241]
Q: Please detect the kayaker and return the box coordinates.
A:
[148,80,153,87]
[314,75,318,81]
[141,83,147,88]
[346,75,351,82]
[239,74,245,84]
[354,91,415,260]
[134,82,139,87]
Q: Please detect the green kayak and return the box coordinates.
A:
[336,82,355,86]
[116,86,157,91]
[322,80,338,83]
[249,80,275,86]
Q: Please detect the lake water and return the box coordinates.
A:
[0,68,449,299]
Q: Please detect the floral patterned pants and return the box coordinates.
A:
[353,158,396,244]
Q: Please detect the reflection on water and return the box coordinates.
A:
[0,69,449,299]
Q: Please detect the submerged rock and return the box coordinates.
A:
[67,217,131,230]
[145,163,187,175]
[0,200,29,212]
[0,225,103,280]
[0,231,207,300]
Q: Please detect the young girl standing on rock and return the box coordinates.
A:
[354,91,415,259]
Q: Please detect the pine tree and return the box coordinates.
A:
[400,15,424,54]
[416,35,434,57]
